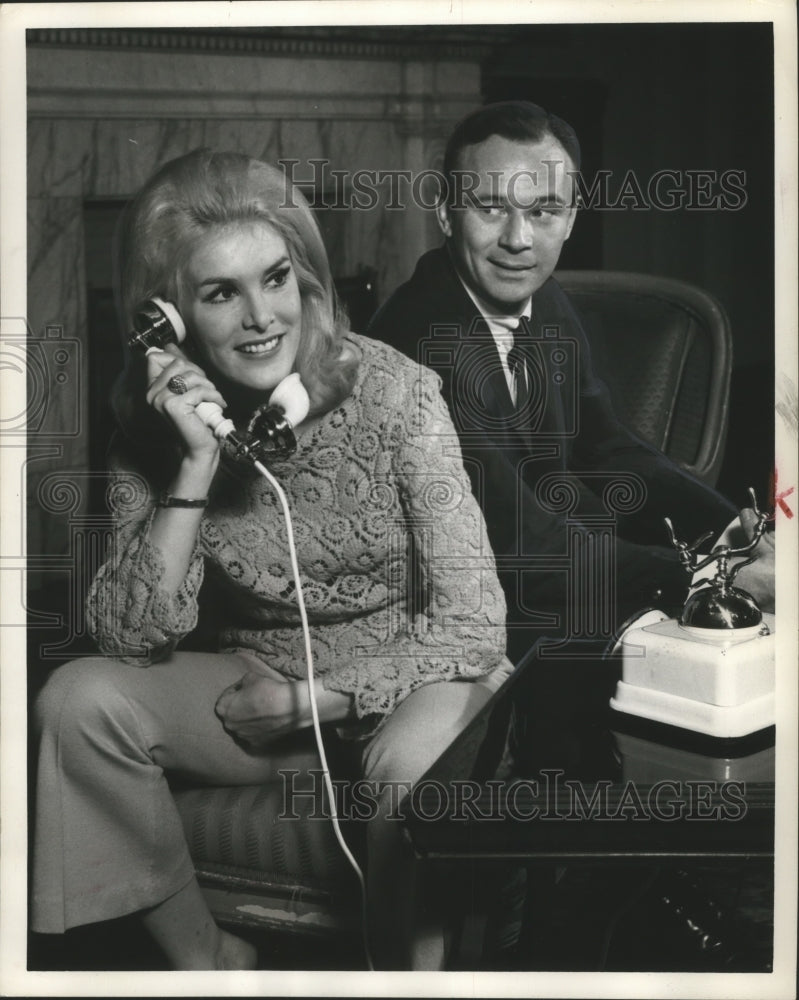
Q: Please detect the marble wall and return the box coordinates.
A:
[26,35,483,569]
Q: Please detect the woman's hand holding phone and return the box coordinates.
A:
[145,343,228,469]
[144,343,229,593]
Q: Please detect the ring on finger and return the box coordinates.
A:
[167,374,189,395]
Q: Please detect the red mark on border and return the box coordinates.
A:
[770,467,794,520]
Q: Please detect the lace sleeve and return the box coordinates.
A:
[85,464,204,663]
[324,363,508,718]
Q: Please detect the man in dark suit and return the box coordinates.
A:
[368,101,771,662]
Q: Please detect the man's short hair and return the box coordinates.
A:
[441,100,581,205]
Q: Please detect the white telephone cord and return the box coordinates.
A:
[252,458,375,971]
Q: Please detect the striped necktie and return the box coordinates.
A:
[506,330,530,411]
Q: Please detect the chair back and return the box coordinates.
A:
[555,270,732,486]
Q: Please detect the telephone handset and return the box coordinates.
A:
[128,297,310,461]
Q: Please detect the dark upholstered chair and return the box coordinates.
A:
[555,270,733,487]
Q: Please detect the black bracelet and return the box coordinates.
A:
[157,493,209,509]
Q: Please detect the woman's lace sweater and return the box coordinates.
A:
[87,334,508,721]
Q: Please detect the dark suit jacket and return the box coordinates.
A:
[368,246,737,659]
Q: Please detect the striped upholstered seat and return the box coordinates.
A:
[171,743,362,939]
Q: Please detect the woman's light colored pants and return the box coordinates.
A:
[32,650,513,961]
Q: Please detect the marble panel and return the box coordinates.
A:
[431,61,482,100]
[26,196,89,562]
[28,49,408,103]
[27,197,86,337]
[87,119,241,196]
[27,120,97,198]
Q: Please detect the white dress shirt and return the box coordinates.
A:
[458,277,533,405]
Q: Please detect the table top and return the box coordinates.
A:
[402,644,775,863]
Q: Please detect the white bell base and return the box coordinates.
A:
[610,612,775,739]
[610,682,775,739]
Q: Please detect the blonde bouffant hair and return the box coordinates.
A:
[114,148,357,429]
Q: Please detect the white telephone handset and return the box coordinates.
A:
[128,297,310,459]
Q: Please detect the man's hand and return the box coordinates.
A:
[729,507,775,614]
[215,671,356,750]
